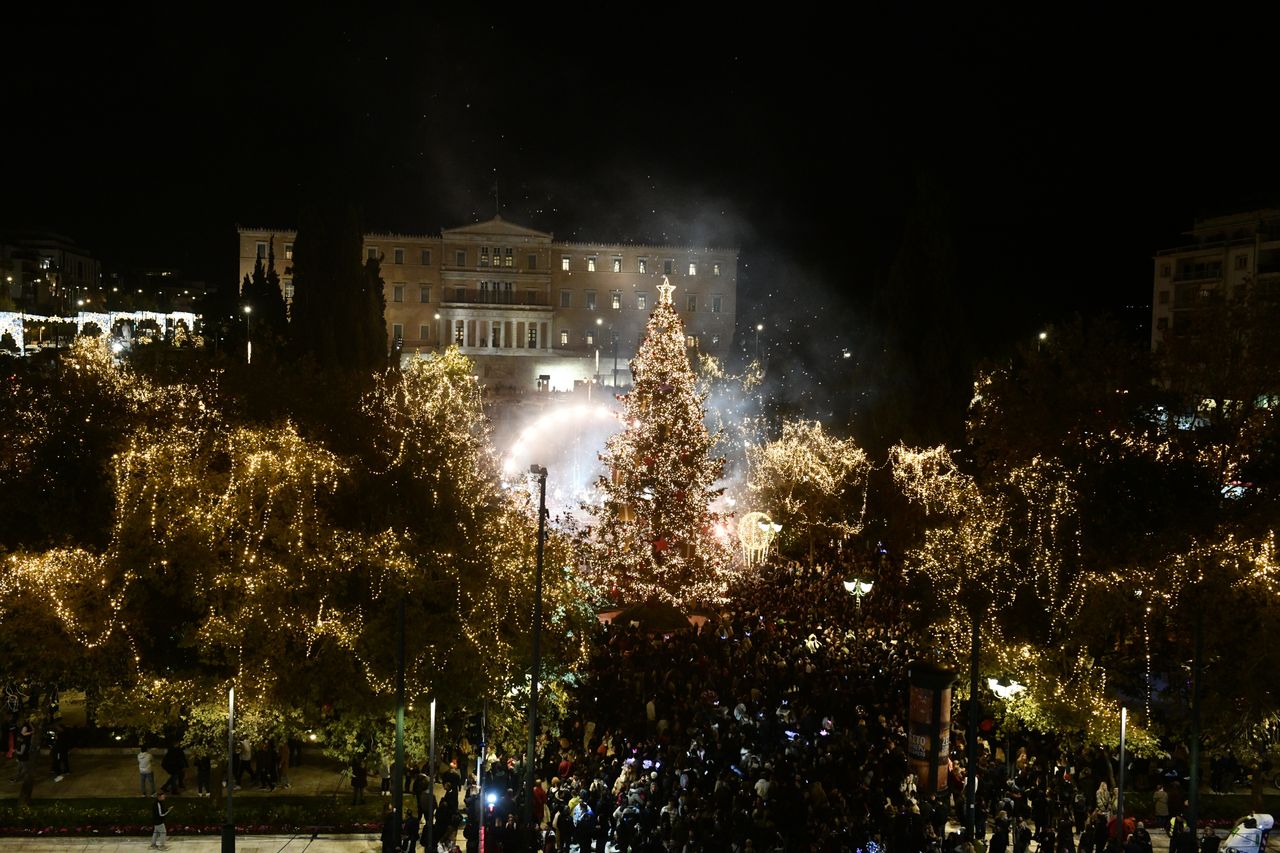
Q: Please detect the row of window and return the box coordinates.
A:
[255,242,295,261]
[1159,255,1250,278]
[559,290,722,312]
[387,321,719,351]
[386,283,724,313]
[256,241,727,278]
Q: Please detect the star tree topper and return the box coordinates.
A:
[657,275,676,305]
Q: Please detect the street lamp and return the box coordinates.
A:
[224,686,235,853]
[524,465,548,846]
[242,305,253,364]
[842,578,874,604]
[987,677,1024,780]
[754,323,764,361]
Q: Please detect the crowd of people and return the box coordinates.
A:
[427,562,1242,853]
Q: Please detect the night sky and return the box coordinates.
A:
[7,6,1279,417]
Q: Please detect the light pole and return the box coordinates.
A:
[242,305,253,364]
[524,465,548,846]
[223,686,235,853]
[754,323,763,361]
[595,317,604,385]
[842,578,874,605]
[1037,330,1047,352]
[987,677,1025,781]
[1118,706,1128,847]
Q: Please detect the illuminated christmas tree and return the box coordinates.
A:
[592,277,733,606]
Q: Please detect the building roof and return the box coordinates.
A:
[441,215,553,242]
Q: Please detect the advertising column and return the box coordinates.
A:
[907,661,955,796]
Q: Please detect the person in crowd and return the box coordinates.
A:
[138,744,156,796]
[149,790,172,849]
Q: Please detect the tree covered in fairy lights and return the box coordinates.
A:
[0,340,591,761]
[588,278,733,606]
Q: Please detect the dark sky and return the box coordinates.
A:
[7,6,1278,380]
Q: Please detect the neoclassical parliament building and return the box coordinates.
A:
[237,217,738,391]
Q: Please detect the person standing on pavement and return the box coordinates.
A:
[160,742,187,793]
[149,790,172,849]
[138,745,156,796]
[51,723,72,781]
[195,751,212,797]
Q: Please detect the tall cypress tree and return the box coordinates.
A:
[289,203,385,372]
[590,277,732,606]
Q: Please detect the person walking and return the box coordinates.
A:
[149,790,172,849]
[138,745,156,796]
[11,723,33,782]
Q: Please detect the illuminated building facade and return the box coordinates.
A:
[1151,209,1280,351]
[1,231,101,314]
[237,216,738,390]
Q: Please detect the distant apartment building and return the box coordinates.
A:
[0,231,101,313]
[1152,209,1280,351]
[237,216,739,390]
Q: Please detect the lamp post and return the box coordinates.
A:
[1118,706,1128,848]
[524,465,548,846]
[754,323,763,361]
[611,324,618,388]
[242,305,253,364]
[223,686,235,853]
[987,677,1025,781]
[842,578,874,604]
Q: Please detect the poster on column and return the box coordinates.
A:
[907,663,953,795]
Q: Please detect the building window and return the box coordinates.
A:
[585,290,597,310]
[504,248,514,268]
[455,250,466,266]
[713,263,721,276]
[392,323,404,342]
[284,243,294,260]
[420,285,431,303]
[1236,254,1249,270]
[480,247,490,267]
[419,324,431,341]
[612,257,622,273]
[712,294,722,313]
[526,289,537,304]
[421,249,432,266]
[1158,290,1169,305]
[638,258,647,274]
[367,247,378,261]
[283,279,294,299]
[454,286,467,301]
[586,332,595,345]
[587,257,597,272]
[528,254,537,270]
[686,335,696,347]
[560,330,569,346]
[455,320,465,344]
[394,248,405,265]
[611,291,621,310]
[1160,263,1171,278]
[256,242,267,259]
[688,262,697,276]
[1157,317,1169,330]
[560,289,572,308]
[663,260,673,276]
[686,294,697,312]
[561,256,571,271]
[637,293,648,310]
[392,285,405,302]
